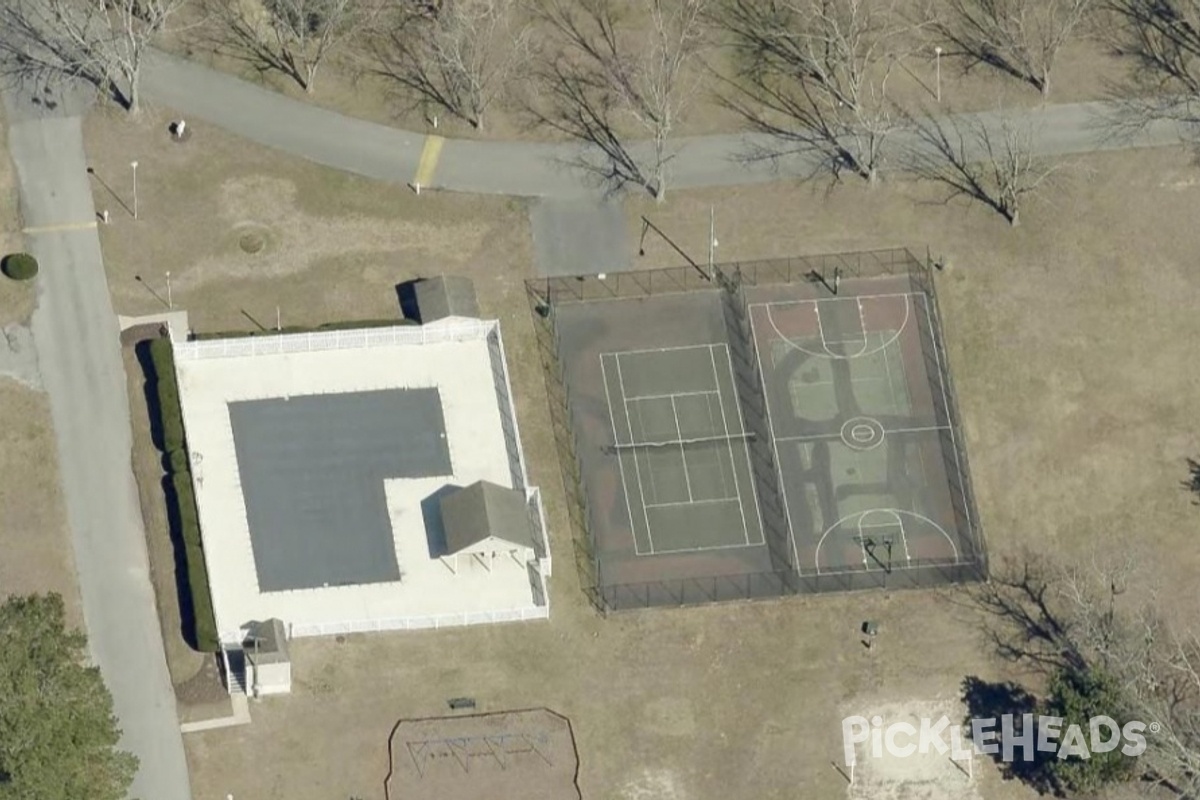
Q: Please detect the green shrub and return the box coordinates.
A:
[172,471,218,651]
[1,253,38,281]
[148,338,175,381]
[159,386,184,453]
[167,448,189,475]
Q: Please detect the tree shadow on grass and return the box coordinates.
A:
[135,338,203,652]
[962,676,1062,795]
[1185,458,1200,504]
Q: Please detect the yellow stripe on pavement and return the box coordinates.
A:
[23,221,98,235]
[413,135,445,189]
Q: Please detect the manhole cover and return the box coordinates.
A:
[239,232,265,254]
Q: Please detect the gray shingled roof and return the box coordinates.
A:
[244,618,289,665]
[413,275,479,323]
[438,481,533,555]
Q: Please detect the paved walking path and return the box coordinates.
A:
[143,49,1191,199]
[2,85,192,800]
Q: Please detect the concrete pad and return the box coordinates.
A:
[529,195,630,277]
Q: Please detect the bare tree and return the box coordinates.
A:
[528,0,709,201]
[207,0,374,92]
[0,0,190,113]
[716,0,915,184]
[904,107,1062,224]
[972,551,1200,797]
[932,0,1098,97]
[1101,0,1200,139]
[365,0,531,130]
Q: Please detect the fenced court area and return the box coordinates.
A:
[601,344,764,555]
[529,249,986,611]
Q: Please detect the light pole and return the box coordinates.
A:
[165,271,172,309]
[130,160,139,220]
[934,47,943,103]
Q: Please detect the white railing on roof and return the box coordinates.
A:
[277,604,550,641]
[174,320,497,361]
[485,326,529,491]
[526,487,552,577]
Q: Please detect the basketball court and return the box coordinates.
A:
[749,289,967,576]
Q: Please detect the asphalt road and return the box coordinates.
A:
[3,90,192,800]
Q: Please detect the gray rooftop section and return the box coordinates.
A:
[439,480,534,554]
[228,388,452,592]
[413,275,479,323]
[244,618,289,665]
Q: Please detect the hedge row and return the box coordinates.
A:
[191,317,417,341]
[148,339,219,652]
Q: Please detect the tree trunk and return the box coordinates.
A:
[128,74,140,115]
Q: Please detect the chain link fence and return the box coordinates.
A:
[528,248,987,613]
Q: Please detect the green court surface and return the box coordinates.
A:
[601,344,765,555]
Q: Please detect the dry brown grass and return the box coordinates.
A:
[81,106,531,330]
[0,381,82,628]
[0,115,35,327]
[82,93,1200,799]
[155,1,1129,141]
[186,144,1200,800]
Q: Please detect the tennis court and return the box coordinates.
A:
[600,344,764,555]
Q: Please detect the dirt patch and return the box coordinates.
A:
[385,709,581,800]
[843,697,980,800]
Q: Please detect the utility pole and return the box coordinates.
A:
[130,160,139,219]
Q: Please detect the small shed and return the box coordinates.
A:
[413,276,480,325]
[243,618,292,696]
[438,481,534,573]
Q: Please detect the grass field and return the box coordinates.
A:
[76,96,1200,798]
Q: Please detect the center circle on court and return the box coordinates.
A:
[840,416,885,451]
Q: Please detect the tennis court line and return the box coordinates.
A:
[646,540,764,555]
[598,342,727,358]
[623,389,718,402]
[624,367,662,554]
[747,304,801,572]
[601,353,651,556]
[920,296,974,540]
[709,344,752,546]
[644,496,740,509]
[669,395,696,503]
